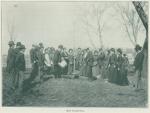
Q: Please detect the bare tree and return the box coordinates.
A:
[6,4,18,41]
[7,18,15,41]
[93,4,106,48]
[79,3,107,48]
[132,1,148,49]
[115,2,144,46]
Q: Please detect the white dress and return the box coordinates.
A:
[44,54,53,67]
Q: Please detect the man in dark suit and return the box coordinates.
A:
[15,44,26,92]
[22,45,39,93]
[7,41,16,90]
[14,42,22,55]
[13,42,22,89]
[7,41,15,74]
[133,44,144,90]
[53,45,63,78]
[29,45,39,81]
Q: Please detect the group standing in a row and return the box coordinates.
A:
[6,41,145,93]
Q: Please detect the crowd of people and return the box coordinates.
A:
[6,40,145,93]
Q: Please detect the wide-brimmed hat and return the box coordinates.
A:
[8,41,15,46]
[58,45,63,49]
[110,48,115,52]
[117,48,122,54]
[135,44,142,51]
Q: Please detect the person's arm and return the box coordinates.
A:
[22,54,26,71]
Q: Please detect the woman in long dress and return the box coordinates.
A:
[79,50,86,76]
[115,48,124,85]
[102,50,110,80]
[79,49,88,77]
[98,49,105,78]
[48,47,55,74]
[44,48,53,75]
[67,49,74,75]
[86,51,94,79]
[61,48,68,75]
[108,48,117,83]
[121,54,129,86]
[92,50,100,78]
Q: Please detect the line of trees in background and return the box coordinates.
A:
[78,2,148,48]
[6,2,148,49]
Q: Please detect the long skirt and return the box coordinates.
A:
[120,69,129,86]
[108,65,117,83]
[53,65,62,78]
[92,64,100,77]
[68,64,74,75]
[79,64,87,77]
[101,67,109,79]
[115,69,122,85]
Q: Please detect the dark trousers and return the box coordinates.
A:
[53,64,61,78]
[29,63,39,82]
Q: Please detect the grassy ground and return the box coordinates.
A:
[2,69,148,107]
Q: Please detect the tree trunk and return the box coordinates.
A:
[132,1,148,48]
[132,1,148,90]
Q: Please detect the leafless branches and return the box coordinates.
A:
[7,18,15,41]
[115,2,144,46]
[79,3,108,48]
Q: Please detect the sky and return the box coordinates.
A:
[1,1,147,55]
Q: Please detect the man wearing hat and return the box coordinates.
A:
[7,41,15,73]
[13,42,22,89]
[14,42,22,56]
[133,44,144,90]
[15,44,26,92]
[53,45,63,78]
[6,41,16,90]
[22,45,39,92]
[115,48,124,85]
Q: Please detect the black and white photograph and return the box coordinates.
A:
[1,0,149,108]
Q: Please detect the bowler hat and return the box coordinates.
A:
[117,48,122,54]
[39,43,44,48]
[8,41,15,46]
[58,45,63,49]
[135,44,142,51]
[110,48,115,52]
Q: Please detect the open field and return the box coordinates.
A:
[2,69,148,107]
